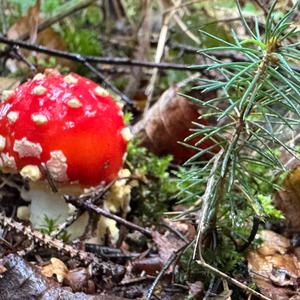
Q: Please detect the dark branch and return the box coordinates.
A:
[170,42,300,73]
[64,195,153,238]
[0,36,206,72]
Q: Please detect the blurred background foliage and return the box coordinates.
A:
[0,0,265,97]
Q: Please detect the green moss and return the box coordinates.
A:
[127,140,178,223]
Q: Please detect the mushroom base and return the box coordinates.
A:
[21,181,89,240]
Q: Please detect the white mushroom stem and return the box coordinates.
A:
[21,181,89,240]
[19,168,132,243]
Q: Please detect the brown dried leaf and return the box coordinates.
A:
[64,267,90,293]
[274,167,300,233]
[257,230,290,256]
[152,230,186,264]
[0,264,7,275]
[133,86,217,164]
[163,218,196,241]
[7,0,41,42]
[131,230,186,276]
[248,230,300,299]
[41,257,68,283]
[187,281,204,300]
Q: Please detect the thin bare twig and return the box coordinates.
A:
[193,150,223,260]
[0,36,207,72]
[0,36,135,107]
[160,221,189,243]
[64,195,152,238]
[0,213,96,263]
[197,260,271,300]
[83,61,133,107]
[10,47,37,72]
[50,208,81,238]
[146,242,191,300]
[144,0,179,110]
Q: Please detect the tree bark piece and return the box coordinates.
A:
[0,254,129,300]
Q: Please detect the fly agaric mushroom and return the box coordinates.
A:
[0,69,129,237]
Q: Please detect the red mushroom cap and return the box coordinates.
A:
[0,70,128,186]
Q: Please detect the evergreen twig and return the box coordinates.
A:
[180,0,300,295]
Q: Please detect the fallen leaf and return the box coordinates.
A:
[41,257,68,283]
[152,230,186,271]
[257,230,290,256]
[274,167,300,233]
[7,0,40,42]
[0,254,129,299]
[133,86,218,164]
[64,267,91,292]
[6,1,70,71]
[0,264,7,276]
[163,218,196,241]
[188,281,204,300]
[248,230,300,299]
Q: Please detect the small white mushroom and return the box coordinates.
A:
[17,206,30,221]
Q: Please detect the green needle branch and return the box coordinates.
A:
[179,0,300,293]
